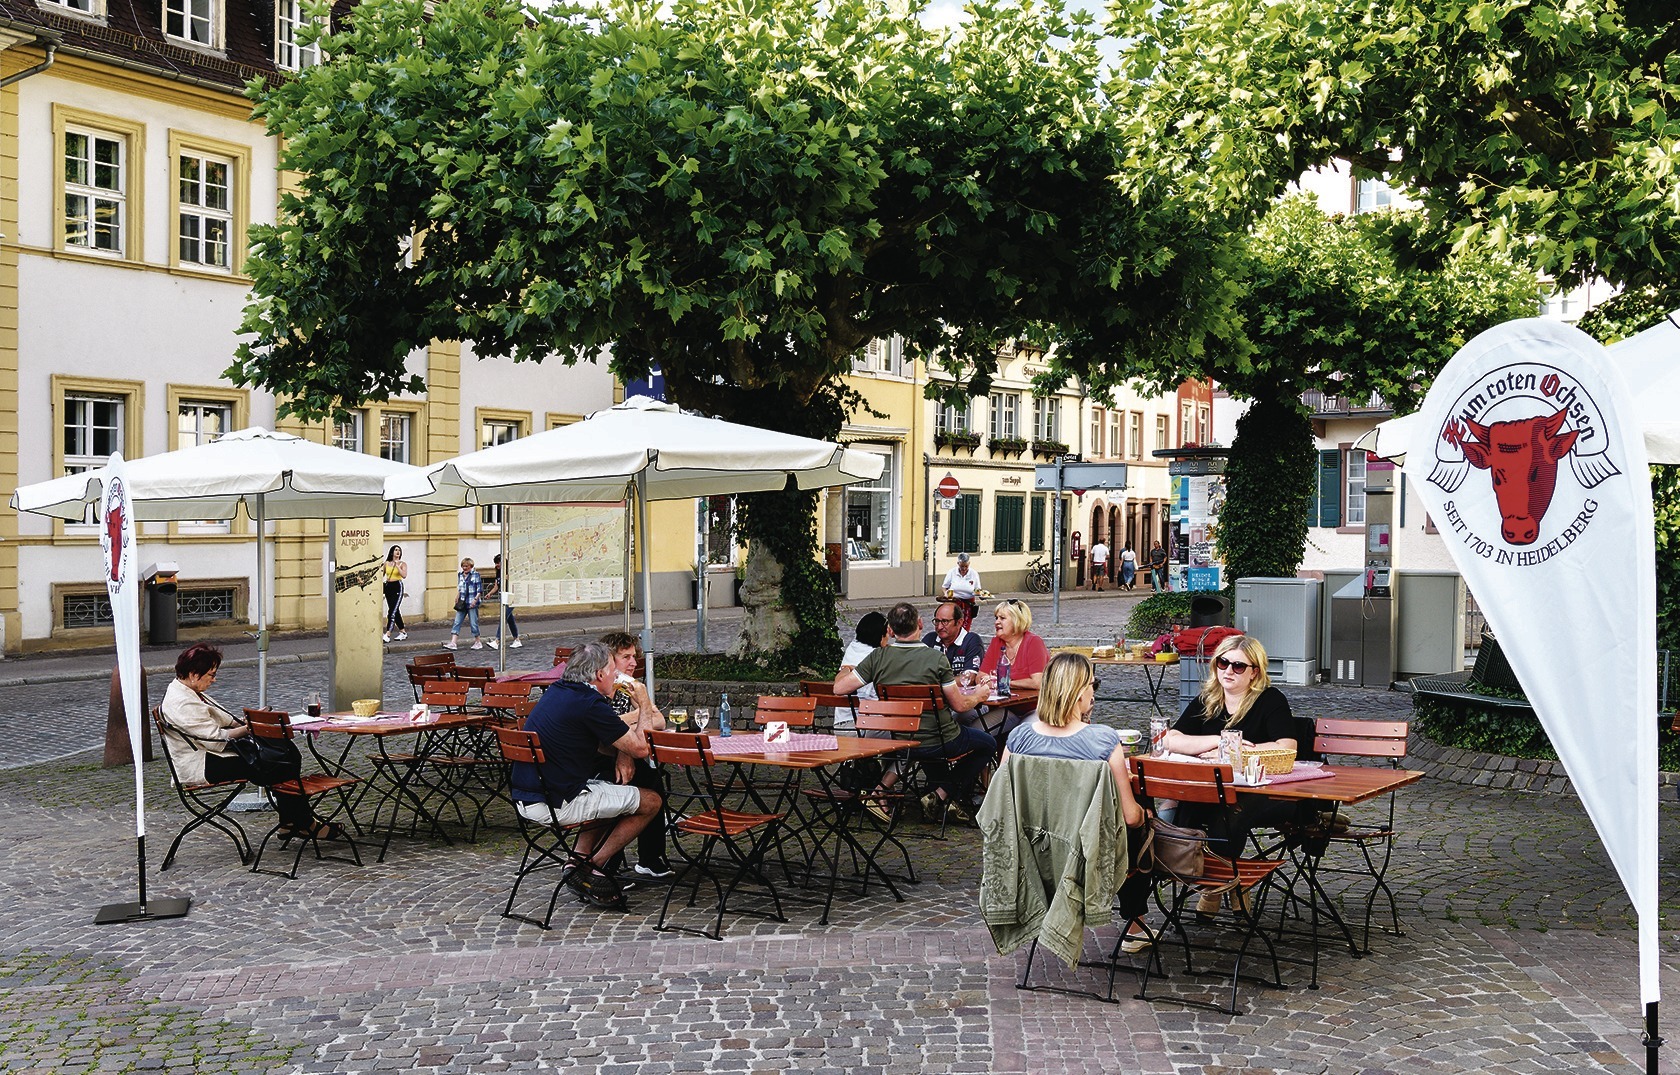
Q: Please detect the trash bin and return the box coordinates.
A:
[1189,594,1228,628]
[143,562,179,646]
[1179,655,1210,709]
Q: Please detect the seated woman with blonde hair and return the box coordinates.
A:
[1002,651,1154,953]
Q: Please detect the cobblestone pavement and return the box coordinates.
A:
[3,591,1679,1072]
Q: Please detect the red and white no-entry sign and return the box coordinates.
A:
[936,473,961,499]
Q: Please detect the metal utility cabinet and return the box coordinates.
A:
[1232,577,1321,684]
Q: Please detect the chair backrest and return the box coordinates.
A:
[553,646,575,667]
[244,707,293,741]
[753,695,817,727]
[407,660,458,687]
[494,725,545,765]
[854,699,925,737]
[647,728,714,769]
[1132,756,1236,806]
[411,652,456,671]
[420,679,473,711]
[880,683,942,713]
[452,665,495,690]
[800,680,838,698]
[152,706,190,784]
[1312,718,1408,760]
[482,681,534,706]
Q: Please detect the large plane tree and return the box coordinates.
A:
[231,0,1244,665]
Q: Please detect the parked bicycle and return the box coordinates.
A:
[1024,555,1053,594]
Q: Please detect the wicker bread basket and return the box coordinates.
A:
[1243,745,1296,776]
[350,698,381,718]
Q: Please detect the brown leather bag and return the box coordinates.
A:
[1136,815,1207,880]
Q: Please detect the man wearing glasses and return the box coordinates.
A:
[922,600,984,676]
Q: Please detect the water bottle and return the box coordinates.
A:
[997,652,1012,698]
[718,693,733,737]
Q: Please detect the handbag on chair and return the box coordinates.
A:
[1136,814,1207,880]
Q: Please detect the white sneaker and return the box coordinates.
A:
[382,632,390,643]
[443,641,458,650]
[471,640,484,650]
[487,639,499,650]
[509,638,523,649]
[396,631,407,640]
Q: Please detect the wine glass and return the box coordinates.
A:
[693,707,711,734]
[668,707,688,731]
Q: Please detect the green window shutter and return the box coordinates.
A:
[994,495,1024,553]
[1029,494,1046,551]
[949,492,981,553]
[1314,449,1341,528]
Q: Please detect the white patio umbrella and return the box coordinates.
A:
[386,396,886,689]
[11,427,425,704]
[1355,309,1680,465]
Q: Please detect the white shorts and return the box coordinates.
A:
[517,779,641,827]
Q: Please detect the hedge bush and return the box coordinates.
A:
[1413,692,1680,771]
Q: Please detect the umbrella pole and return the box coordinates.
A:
[638,471,654,696]
[497,516,508,674]
[696,497,708,652]
[623,500,632,632]
[256,495,268,707]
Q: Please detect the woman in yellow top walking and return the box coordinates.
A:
[382,545,408,642]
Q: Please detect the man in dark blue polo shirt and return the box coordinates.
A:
[512,642,661,908]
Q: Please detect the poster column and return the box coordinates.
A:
[328,520,386,711]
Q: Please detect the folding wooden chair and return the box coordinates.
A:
[451,665,496,697]
[244,708,362,879]
[800,680,857,731]
[481,681,535,728]
[408,680,500,838]
[407,654,457,702]
[752,695,817,729]
[794,699,922,900]
[552,646,575,668]
[880,683,983,836]
[494,726,611,929]
[1304,718,1410,951]
[151,707,252,869]
[648,729,787,940]
[1132,757,1289,1014]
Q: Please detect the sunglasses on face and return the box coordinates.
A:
[1215,656,1253,674]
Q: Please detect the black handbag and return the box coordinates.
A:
[229,734,299,785]
[454,597,471,613]
[1137,815,1208,880]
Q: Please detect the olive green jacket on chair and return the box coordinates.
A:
[978,753,1127,967]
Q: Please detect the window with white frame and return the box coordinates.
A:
[42,0,99,15]
[177,399,231,447]
[1356,178,1394,214]
[63,127,126,255]
[1108,411,1121,459]
[380,413,411,526]
[178,399,233,529]
[844,445,896,562]
[988,391,1019,440]
[65,394,125,524]
[1128,412,1143,459]
[1197,404,1211,445]
[936,401,972,434]
[332,411,363,454]
[274,0,321,70]
[1345,449,1367,526]
[1090,408,1104,457]
[1033,397,1058,443]
[480,419,521,526]
[854,336,902,376]
[1180,400,1193,445]
[164,0,216,46]
[177,150,233,270]
[1155,414,1169,452]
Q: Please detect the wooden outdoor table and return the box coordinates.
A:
[687,731,914,925]
[300,710,495,862]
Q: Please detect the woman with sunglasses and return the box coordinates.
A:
[1161,634,1297,913]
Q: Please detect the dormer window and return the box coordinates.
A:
[42,0,102,16]
[164,0,218,48]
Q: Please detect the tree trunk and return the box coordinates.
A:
[732,545,802,656]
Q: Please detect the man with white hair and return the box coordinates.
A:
[510,642,662,909]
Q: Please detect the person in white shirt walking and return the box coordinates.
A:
[1089,539,1109,591]
[941,553,983,629]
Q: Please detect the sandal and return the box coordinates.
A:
[286,820,348,842]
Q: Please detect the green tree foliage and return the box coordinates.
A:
[1218,393,1315,580]
[232,0,1244,661]
[1104,1,1680,290]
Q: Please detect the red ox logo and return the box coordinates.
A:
[104,501,126,582]
[1459,408,1578,546]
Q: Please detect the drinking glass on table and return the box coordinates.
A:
[668,707,688,731]
[693,707,711,733]
[305,691,322,719]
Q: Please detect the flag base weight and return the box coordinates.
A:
[94,897,191,925]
